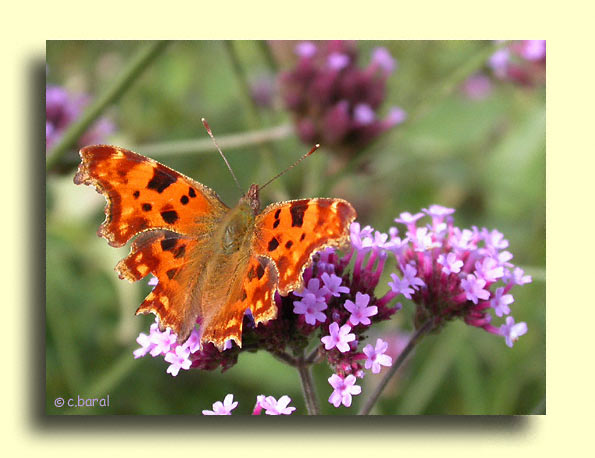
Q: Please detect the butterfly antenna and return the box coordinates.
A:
[202,118,242,192]
[259,144,320,192]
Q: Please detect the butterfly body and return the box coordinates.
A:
[74,145,356,350]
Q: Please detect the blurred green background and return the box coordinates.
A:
[46,40,545,415]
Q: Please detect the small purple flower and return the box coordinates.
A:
[202,394,238,415]
[353,103,376,125]
[133,331,154,359]
[148,325,177,357]
[344,292,377,326]
[370,47,396,74]
[164,345,191,376]
[321,272,350,297]
[363,338,393,374]
[147,275,159,287]
[491,287,514,317]
[293,293,327,325]
[510,267,532,285]
[437,252,463,275]
[327,52,350,70]
[388,264,424,299]
[520,40,546,61]
[328,374,362,408]
[321,322,356,352]
[461,274,491,304]
[489,48,510,77]
[499,317,528,348]
[295,41,317,58]
[394,211,424,226]
[475,257,505,283]
[256,395,296,415]
[385,106,407,126]
[183,328,202,353]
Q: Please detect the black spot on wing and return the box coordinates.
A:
[290,203,307,227]
[285,240,293,249]
[274,208,281,219]
[142,203,152,212]
[300,232,306,241]
[273,219,280,229]
[160,238,177,252]
[173,244,186,259]
[189,187,196,198]
[181,195,189,205]
[268,237,279,252]
[256,263,265,279]
[133,190,140,199]
[161,210,179,224]
[166,268,177,280]
[147,167,177,193]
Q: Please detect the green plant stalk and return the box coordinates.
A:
[223,41,288,201]
[359,318,434,415]
[296,357,320,415]
[46,40,170,172]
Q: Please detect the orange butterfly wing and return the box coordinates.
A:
[74,145,228,340]
[74,145,227,247]
[253,198,356,295]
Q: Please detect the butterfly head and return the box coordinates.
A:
[241,184,261,215]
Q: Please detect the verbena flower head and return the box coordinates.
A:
[388,205,530,346]
[46,84,114,151]
[279,40,405,157]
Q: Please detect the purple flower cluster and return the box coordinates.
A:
[46,85,114,151]
[279,41,405,156]
[387,205,529,346]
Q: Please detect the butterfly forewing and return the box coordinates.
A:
[253,198,356,295]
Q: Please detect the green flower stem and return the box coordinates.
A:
[296,356,320,415]
[359,318,434,415]
[223,41,287,200]
[133,123,293,157]
[46,40,170,172]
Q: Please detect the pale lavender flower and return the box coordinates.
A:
[388,264,424,300]
[327,52,350,70]
[149,326,177,357]
[354,103,376,125]
[133,331,154,359]
[363,338,393,374]
[293,293,327,325]
[475,257,505,283]
[438,252,463,275]
[328,374,362,407]
[491,287,514,317]
[321,322,356,352]
[499,317,528,348]
[202,394,238,415]
[164,345,191,376]
[344,292,377,326]
[320,272,350,297]
[370,47,396,74]
[257,395,296,415]
[460,274,491,304]
[295,41,317,58]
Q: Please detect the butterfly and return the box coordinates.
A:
[74,144,356,350]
